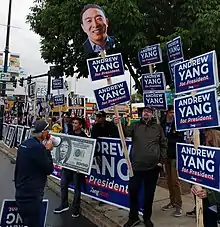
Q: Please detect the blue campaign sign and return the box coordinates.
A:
[142,72,166,91]
[177,143,220,191]
[87,53,125,81]
[174,50,218,95]
[166,36,184,61]
[52,78,63,90]
[174,88,220,131]
[143,92,167,110]
[138,44,162,67]
[51,137,145,212]
[168,57,184,81]
[53,94,65,106]
[0,199,48,227]
[94,81,130,110]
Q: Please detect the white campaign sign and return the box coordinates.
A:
[50,132,96,175]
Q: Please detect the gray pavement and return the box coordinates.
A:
[0,151,96,227]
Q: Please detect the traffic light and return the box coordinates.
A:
[27,75,32,85]
[50,66,63,79]
[19,77,24,87]
[13,79,17,88]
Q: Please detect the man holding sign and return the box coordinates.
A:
[116,106,167,227]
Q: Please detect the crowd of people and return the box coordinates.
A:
[12,105,220,227]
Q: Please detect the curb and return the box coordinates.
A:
[0,146,121,227]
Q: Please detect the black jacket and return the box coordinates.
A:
[91,121,119,139]
[160,119,184,159]
[124,118,167,171]
[14,137,53,199]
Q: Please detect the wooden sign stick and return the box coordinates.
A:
[192,91,204,227]
[149,65,159,124]
[100,50,134,178]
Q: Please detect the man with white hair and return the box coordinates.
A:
[14,119,54,227]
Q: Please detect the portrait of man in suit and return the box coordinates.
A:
[57,138,71,165]
[81,4,115,53]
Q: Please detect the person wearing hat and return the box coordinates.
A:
[115,106,167,227]
[14,120,54,227]
[91,110,119,206]
[91,111,119,139]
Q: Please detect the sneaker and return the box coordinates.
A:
[186,209,196,217]
[161,203,175,211]
[123,218,141,227]
[174,207,182,217]
[72,212,80,218]
[53,205,69,214]
[144,219,154,227]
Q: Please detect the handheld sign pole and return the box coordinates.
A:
[100,50,134,178]
[192,90,204,227]
[58,89,62,128]
[149,64,159,124]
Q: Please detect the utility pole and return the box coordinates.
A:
[0,0,12,140]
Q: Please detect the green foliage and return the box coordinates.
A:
[27,0,220,94]
[130,92,143,103]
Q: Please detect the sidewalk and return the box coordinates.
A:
[0,142,196,227]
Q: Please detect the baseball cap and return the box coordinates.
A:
[32,120,49,133]
[95,111,107,117]
[143,106,154,112]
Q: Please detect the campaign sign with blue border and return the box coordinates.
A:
[142,72,166,91]
[87,53,125,81]
[174,50,218,95]
[53,94,65,106]
[168,57,184,81]
[138,44,162,67]
[166,36,184,61]
[94,81,130,110]
[177,143,220,191]
[143,92,167,110]
[0,199,48,227]
[174,88,220,131]
[52,78,63,90]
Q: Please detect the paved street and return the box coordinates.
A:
[0,151,96,227]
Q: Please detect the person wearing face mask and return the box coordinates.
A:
[160,105,184,217]
[54,118,87,218]
[81,4,115,53]
[115,106,167,227]
[14,120,54,227]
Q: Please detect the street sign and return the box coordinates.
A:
[28,82,36,98]
[0,73,11,81]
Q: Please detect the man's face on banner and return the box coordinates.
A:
[81,7,109,44]
[60,140,69,160]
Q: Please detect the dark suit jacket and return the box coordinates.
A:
[83,36,116,54]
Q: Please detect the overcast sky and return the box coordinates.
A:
[0,0,135,99]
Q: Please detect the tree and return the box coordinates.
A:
[27,0,220,94]
[130,93,143,103]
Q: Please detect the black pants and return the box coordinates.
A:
[16,197,42,227]
[129,167,160,222]
[203,199,218,227]
[61,168,84,213]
